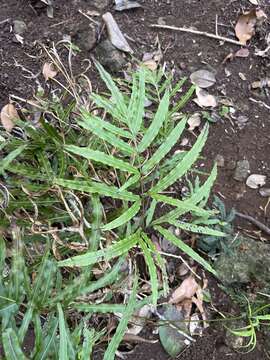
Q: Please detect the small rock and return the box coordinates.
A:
[215,154,225,167]
[236,115,248,129]
[259,188,270,197]
[233,160,250,182]
[95,40,126,72]
[92,0,110,10]
[158,17,166,25]
[74,26,97,51]
[246,174,266,189]
[13,20,27,35]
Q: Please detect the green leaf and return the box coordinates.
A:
[104,274,138,360]
[65,145,138,174]
[119,173,140,191]
[95,61,127,117]
[58,233,139,267]
[145,199,157,227]
[35,318,58,360]
[57,303,68,360]
[7,163,47,180]
[74,303,127,314]
[18,306,34,344]
[0,234,6,275]
[169,220,227,237]
[80,110,132,139]
[151,124,209,193]
[128,68,145,135]
[156,226,217,275]
[170,85,195,115]
[138,237,158,306]
[142,117,187,174]
[80,328,95,360]
[138,90,170,153]
[2,328,28,360]
[102,201,141,231]
[53,178,139,202]
[89,195,102,251]
[0,145,27,174]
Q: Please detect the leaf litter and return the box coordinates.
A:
[190,69,216,88]
[0,103,19,132]
[235,8,267,45]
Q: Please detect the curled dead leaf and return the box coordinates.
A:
[235,9,267,45]
[190,69,216,88]
[194,87,217,108]
[169,276,199,304]
[187,113,201,131]
[143,59,157,71]
[235,48,250,58]
[42,62,58,81]
[0,103,19,132]
[246,174,266,189]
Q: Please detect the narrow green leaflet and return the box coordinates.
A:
[0,145,26,174]
[65,145,138,174]
[138,90,170,153]
[145,199,157,227]
[119,173,140,191]
[2,328,28,360]
[57,303,68,360]
[128,68,145,136]
[18,306,34,344]
[7,163,47,180]
[89,195,102,251]
[58,233,139,267]
[142,117,187,174]
[104,274,138,360]
[80,328,95,360]
[102,201,141,231]
[54,178,139,202]
[74,303,126,314]
[95,61,127,117]
[91,93,125,122]
[78,119,134,155]
[169,220,227,237]
[151,124,209,193]
[80,111,132,139]
[35,318,58,360]
[170,85,195,115]
[156,226,217,275]
[138,237,158,306]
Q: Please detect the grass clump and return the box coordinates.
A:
[0,63,224,358]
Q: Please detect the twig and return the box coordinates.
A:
[249,97,270,111]
[235,211,270,236]
[150,24,243,46]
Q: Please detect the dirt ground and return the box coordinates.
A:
[1,0,270,359]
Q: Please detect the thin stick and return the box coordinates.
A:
[235,211,270,236]
[150,24,243,46]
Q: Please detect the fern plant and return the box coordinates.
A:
[0,63,225,358]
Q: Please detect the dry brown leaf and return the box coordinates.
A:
[235,10,257,45]
[235,48,250,58]
[194,87,217,108]
[0,103,19,132]
[187,113,201,131]
[169,276,199,304]
[246,174,266,189]
[143,59,157,71]
[42,62,58,81]
[190,69,216,88]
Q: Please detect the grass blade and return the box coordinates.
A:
[128,68,145,136]
[57,303,68,360]
[0,145,26,174]
[138,90,170,153]
[74,303,126,313]
[102,201,141,231]
[54,178,139,202]
[142,117,187,174]
[119,173,140,191]
[89,195,102,251]
[2,328,28,360]
[104,274,138,360]
[169,85,195,115]
[138,237,158,306]
[58,233,139,267]
[65,145,138,174]
[151,123,209,193]
[156,226,217,275]
[169,220,227,237]
[18,306,34,344]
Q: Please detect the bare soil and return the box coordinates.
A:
[1,0,270,359]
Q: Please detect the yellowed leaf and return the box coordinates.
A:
[235,10,257,45]
[143,59,157,71]
[42,62,58,81]
[0,103,19,132]
[169,276,199,304]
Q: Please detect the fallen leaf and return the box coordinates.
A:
[187,113,201,131]
[126,305,152,335]
[235,48,250,58]
[251,78,270,89]
[143,59,157,71]
[114,0,142,11]
[102,12,133,53]
[246,174,266,189]
[259,188,270,197]
[190,69,216,88]
[0,103,19,132]
[169,276,199,304]
[235,10,257,45]
[42,62,58,81]
[248,0,258,4]
[194,87,217,108]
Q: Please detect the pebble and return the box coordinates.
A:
[233,160,250,182]
[259,188,270,197]
[236,115,248,129]
[92,0,110,9]
[215,154,225,167]
[95,40,126,72]
[13,20,27,35]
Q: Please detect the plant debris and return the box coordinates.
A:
[194,87,217,108]
[246,174,266,189]
[0,103,19,132]
[235,9,267,45]
[114,0,142,11]
[190,69,216,88]
[42,62,58,81]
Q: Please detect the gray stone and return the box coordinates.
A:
[233,160,250,182]
[95,40,126,72]
[215,154,225,167]
[215,236,270,289]
[13,20,27,35]
[91,0,110,10]
[74,26,97,51]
